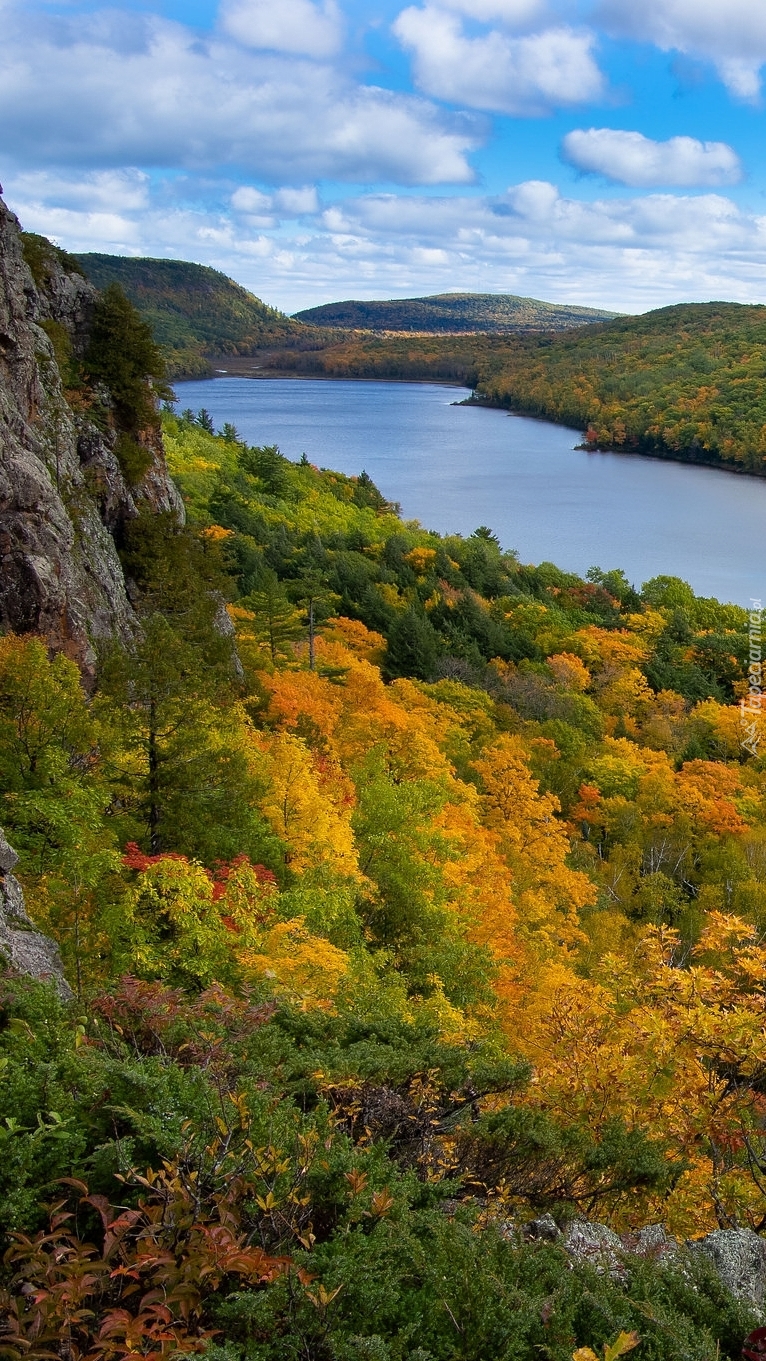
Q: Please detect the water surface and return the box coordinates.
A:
[174,377,764,607]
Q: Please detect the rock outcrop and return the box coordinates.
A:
[0,196,183,679]
[693,1229,766,1311]
[0,827,72,1000]
[526,1215,766,1312]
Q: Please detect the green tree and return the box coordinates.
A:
[96,616,281,868]
[384,605,441,681]
[242,570,305,664]
[84,283,170,435]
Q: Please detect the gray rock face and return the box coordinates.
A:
[623,1222,678,1262]
[693,1228,766,1309]
[560,1217,766,1311]
[564,1219,626,1277]
[0,827,72,1000]
[524,1213,561,1242]
[0,197,183,678]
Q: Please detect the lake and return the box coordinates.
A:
[173,376,765,608]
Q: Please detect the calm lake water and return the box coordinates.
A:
[174,377,765,607]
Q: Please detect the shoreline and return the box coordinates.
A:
[175,368,766,485]
[174,362,472,388]
[461,393,766,483]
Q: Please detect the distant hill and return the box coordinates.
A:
[293,292,618,333]
[75,254,307,377]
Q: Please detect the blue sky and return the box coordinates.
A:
[5,0,766,312]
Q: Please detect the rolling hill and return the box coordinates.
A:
[293,291,618,333]
[475,300,766,474]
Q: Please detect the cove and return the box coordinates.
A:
[173,376,765,608]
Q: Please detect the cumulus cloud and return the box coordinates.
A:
[598,0,766,99]
[8,166,766,313]
[562,128,742,187]
[231,183,320,223]
[231,186,273,214]
[310,182,766,312]
[273,186,320,215]
[435,0,543,25]
[393,7,605,114]
[8,168,150,212]
[0,5,477,185]
[220,0,343,58]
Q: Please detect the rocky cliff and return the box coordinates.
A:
[0,826,71,999]
[0,196,183,679]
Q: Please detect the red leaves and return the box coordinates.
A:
[90,976,276,1066]
[121,844,186,873]
[1,1173,291,1361]
[122,845,276,897]
[210,855,276,902]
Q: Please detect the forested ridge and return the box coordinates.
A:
[5,335,766,1356]
[293,293,616,334]
[74,254,311,379]
[476,302,766,474]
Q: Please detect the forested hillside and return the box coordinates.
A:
[74,251,766,477]
[476,302,766,474]
[4,382,766,1357]
[294,292,617,333]
[74,254,309,377]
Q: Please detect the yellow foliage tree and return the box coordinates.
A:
[472,736,596,958]
[517,913,766,1233]
[251,731,360,880]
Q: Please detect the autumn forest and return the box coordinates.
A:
[5,279,766,1361]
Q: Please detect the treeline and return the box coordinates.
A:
[3,398,766,1357]
[72,253,766,476]
[478,302,766,474]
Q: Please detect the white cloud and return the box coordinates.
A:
[10,160,766,315]
[220,0,343,59]
[11,203,143,251]
[273,186,320,215]
[598,0,766,99]
[7,168,150,212]
[0,5,477,186]
[393,6,605,114]
[231,186,273,214]
[306,182,766,311]
[506,179,560,218]
[436,0,543,26]
[231,183,320,222]
[562,128,742,187]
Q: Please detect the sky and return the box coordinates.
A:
[5,0,766,313]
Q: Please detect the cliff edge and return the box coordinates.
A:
[0,197,183,678]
